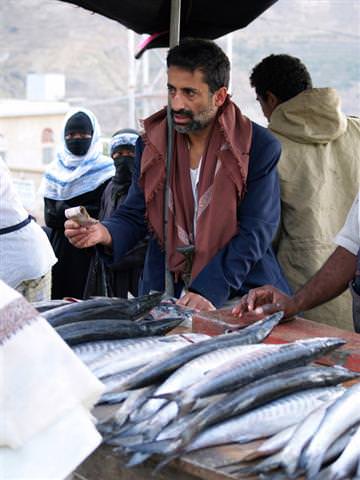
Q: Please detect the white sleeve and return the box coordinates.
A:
[334,192,360,255]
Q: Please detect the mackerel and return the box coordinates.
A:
[315,425,360,480]
[156,365,356,453]
[90,333,209,378]
[132,387,343,456]
[55,316,184,345]
[44,292,162,327]
[301,382,360,479]
[102,311,283,392]
[156,336,346,414]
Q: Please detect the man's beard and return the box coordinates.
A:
[171,104,216,134]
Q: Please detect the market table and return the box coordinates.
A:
[74,312,360,480]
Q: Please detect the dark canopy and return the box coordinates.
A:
[59,0,278,54]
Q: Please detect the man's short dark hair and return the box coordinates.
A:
[250,54,313,102]
[167,38,230,93]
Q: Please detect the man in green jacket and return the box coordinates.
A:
[249,53,360,330]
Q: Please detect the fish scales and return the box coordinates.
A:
[156,365,355,453]
[187,387,342,451]
[90,333,209,378]
[104,312,283,392]
[301,382,360,479]
[163,336,345,412]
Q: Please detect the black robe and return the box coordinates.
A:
[44,181,109,299]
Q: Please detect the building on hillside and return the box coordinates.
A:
[0,74,70,219]
[0,98,70,217]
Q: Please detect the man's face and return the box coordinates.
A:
[167,66,219,134]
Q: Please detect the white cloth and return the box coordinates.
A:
[0,159,57,288]
[0,280,104,479]
[42,108,115,201]
[334,191,360,255]
[190,157,202,238]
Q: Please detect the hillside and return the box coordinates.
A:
[1,0,359,134]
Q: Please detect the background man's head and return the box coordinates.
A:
[250,54,313,120]
[166,38,230,133]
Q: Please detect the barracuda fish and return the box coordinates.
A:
[313,424,360,480]
[131,387,343,457]
[72,338,143,364]
[136,343,277,422]
[55,316,185,346]
[100,311,284,393]
[90,333,210,379]
[301,382,360,479]
[43,292,163,327]
[156,336,346,415]
[242,425,298,461]
[235,425,356,478]
[97,384,159,437]
[32,299,73,313]
[153,365,356,455]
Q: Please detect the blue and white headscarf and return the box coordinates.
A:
[110,131,139,157]
[42,108,115,201]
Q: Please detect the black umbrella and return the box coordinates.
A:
[59,0,278,56]
[58,0,278,296]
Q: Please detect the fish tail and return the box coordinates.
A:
[127,438,182,456]
[126,452,152,467]
[152,392,195,417]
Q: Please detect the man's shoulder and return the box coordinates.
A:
[250,121,281,155]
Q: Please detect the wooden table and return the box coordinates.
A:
[74,313,360,480]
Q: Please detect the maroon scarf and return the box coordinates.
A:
[140,96,252,281]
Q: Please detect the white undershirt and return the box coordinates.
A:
[190,157,202,238]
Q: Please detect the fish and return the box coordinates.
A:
[89,333,209,379]
[130,387,343,456]
[43,292,163,327]
[156,336,346,415]
[55,316,185,345]
[31,299,73,313]
[154,365,356,455]
[301,382,360,479]
[312,425,360,480]
[100,311,284,393]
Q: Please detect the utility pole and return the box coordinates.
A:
[128,29,136,128]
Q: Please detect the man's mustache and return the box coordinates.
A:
[171,109,193,119]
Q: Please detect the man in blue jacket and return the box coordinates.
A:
[65,38,290,310]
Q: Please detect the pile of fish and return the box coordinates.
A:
[35,293,194,345]
[34,296,360,477]
[88,311,359,479]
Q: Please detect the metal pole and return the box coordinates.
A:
[128,29,136,128]
[163,0,181,297]
[226,33,233,94]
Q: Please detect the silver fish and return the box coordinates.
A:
[105,312,283,393]
[315,423,360,480]
[301,382,360,479]
[156,336,345,415]
[90,333,209,378]
[131,387,342,457]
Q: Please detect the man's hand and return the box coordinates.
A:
[64,219,112,249]
[232,285,295,321]
[177,292,216,311]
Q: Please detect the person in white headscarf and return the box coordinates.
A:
[42,108,114,299]
[0,158,57,302]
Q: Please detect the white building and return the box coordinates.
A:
[0,74,70,216]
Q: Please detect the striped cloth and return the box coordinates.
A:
[42,108,115,201]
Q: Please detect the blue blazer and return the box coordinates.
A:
[102,122,291,307]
